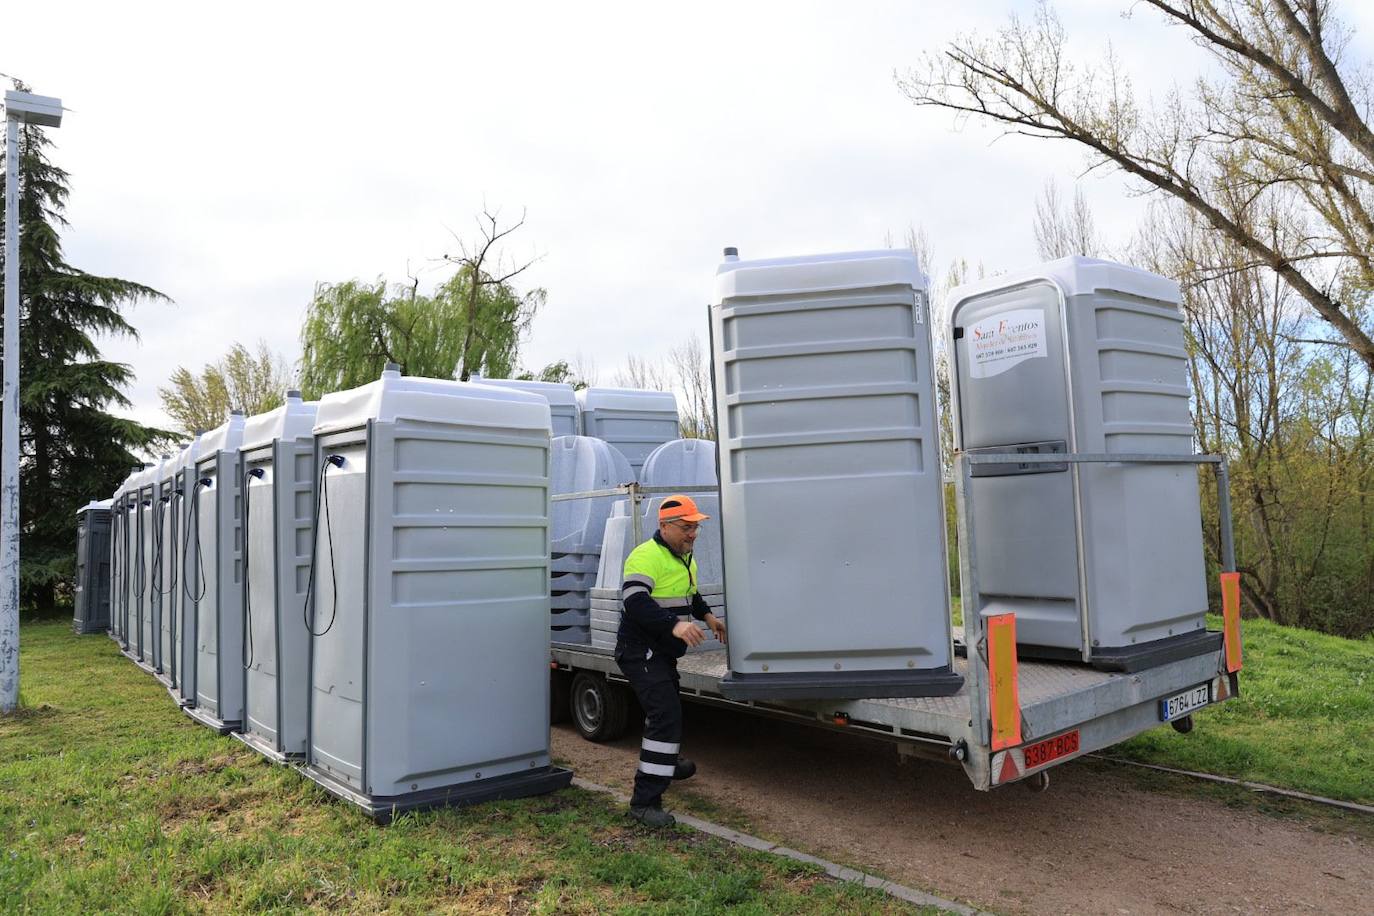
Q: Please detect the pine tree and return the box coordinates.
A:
[1,88,169,614]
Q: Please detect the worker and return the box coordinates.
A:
[617,493,727,828]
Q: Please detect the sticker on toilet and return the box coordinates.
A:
[966,309,1047,379]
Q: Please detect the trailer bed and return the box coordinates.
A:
[551,642,1234,790]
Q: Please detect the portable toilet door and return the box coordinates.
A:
[131,463,158,667]
[238,392,318,762]
[111,470,139,645]
[170,434,205,706]
[73,500,113,633]
[119,466,145,655]
[138,456,171,674]
[153,456,181,686]
[186,412,247,733]
[472,377,581,438]
[711,248,962,701]
[576,387,680,478]
[304,366,571,821]
[946,257,1214,671]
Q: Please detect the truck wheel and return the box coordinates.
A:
[550,670,571,725]
[1171,714,1194,734]
[571,672,629,742]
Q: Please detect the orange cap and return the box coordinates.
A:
[658,494,710,523]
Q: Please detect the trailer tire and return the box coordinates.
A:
[550,670,571,725]
[570,672,629,742]
[1170,714,1194,734]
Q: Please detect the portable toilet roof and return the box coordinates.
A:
[469,377,579,437]
[174,432,206,478]
[550,435,634,554]
[241,390,318,451]
[576,387,680,476]
[315,366,550,435]
[198,412,246,463]
[639,438,718,488]
[78,498,114,514]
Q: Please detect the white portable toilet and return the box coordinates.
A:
[550,435,633,554]
[303,365,571,821]
[169,434,205,705]
[135,457,167,673]
[945,257,1216,670]
[576,387,679,478]
[153,454,181,686]
[711,248,962,700]
[238,392,319,763]
[637,438,725,588]
[73,500,113,634]
[185,412,247,733]
[472,377,581,437]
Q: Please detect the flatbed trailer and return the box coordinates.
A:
[549,451,1242,791]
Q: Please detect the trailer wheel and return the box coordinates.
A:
[1026,770,1050,793]
[570,672,629,742]
[1170,714,1194,734]
[550,670,571,725]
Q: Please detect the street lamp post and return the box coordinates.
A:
[1,90,62,715]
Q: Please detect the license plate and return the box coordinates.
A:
[1022,730,1080,769]
[1159,682,1212,721]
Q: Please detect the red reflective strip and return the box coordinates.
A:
[986,613,1022,751]
[1220,571,1243,673]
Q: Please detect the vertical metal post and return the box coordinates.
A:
[1215,458,1236,574]
[629,483,643,546]
[952,452,989,747]
[1,116,20,713]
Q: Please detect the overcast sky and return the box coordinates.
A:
[10,1,1374,431]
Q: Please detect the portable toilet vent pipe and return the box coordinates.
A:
[135,458,166,672]
[711,248,963,701]
[184,412,247,733]
[236,391,319,763]
[576,387,680,478]
[945,257,1218,671]
[470,377,581,438]
[152,453,181,687]
[303,365,572,822]
[73,500,113,634]
[168,434,206,705]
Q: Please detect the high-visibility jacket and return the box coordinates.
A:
[617,531,711,660]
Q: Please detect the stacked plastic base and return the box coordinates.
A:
[551,552,598,644]
[588,586,726,653]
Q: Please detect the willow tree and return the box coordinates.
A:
[1,84,168,611]
[298,210,544,397]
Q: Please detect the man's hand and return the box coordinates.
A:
[705,613,727,645]
[672,620,706,647]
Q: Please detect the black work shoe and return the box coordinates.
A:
[672,757,697,781]
[628,805,676,828]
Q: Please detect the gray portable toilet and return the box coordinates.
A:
[118,465,147,655]
[238,392,319,762]
[185,413,247,733]
[576,387,680,478]
[169,434,205,704]
[304,366,571,821]
[110,468,140,646]
[153,455,181,686]
[711,248,962,700]
[73,500,113,634]
[473,377,581,438]
[945,257,1215,670]
[135,458,166,672]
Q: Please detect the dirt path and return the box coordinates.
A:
[552,704,1372,915]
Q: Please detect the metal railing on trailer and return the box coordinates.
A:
[548,452,1241,792]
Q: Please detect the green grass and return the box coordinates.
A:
[1,623,935,914]
[1108,614,1374,805]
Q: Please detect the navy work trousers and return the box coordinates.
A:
[617,653,683,809]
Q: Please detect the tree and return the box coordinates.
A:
[899,0,1374,371]
[1,84,168,612]
[298,211,545,398]
[158,340,291,435]
[613,337,716,439]
[1034,179,1102,261]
